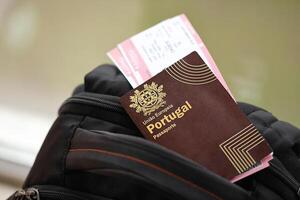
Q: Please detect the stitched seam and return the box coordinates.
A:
[69,148,223,200]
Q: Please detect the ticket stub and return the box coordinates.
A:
[107,14,233,97]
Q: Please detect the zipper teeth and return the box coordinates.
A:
[270,162,300,192]
[35,187,104,200]
[40,190,86,200]
[62,96,125,113]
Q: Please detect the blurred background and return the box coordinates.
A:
[0,0,299,198]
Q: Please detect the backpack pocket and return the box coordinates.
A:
[64,128,252,200]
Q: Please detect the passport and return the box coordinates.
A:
[120,51,273,181]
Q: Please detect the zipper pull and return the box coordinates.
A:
[12,189,25,200]
[25,188,40,200]
[12,188,40,200]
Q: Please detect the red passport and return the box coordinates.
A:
[120,51,273,181]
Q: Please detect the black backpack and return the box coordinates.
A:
[8,65,300,200]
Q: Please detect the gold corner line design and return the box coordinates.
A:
[219,145,243,173]
[241,136,265,164]
[220,126,256,172]
[246,138,265,156]
[219,124,266,174]
[220,135,263,173]
[220,134,253,172]
[220,124,253,145]
[232,132,261,166]
[225,128,258,155]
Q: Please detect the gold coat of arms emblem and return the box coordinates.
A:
[129,82,166,116]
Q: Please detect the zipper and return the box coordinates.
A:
[60,95,125,114]
[11,188,39,200]
[11,186,111,200]
[269,161,300,197]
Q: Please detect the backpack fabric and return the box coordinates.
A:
[8,65,300,200]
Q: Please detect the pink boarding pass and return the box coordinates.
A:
[111,14,233,98]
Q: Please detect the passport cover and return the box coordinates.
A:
[120,51,273,180]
